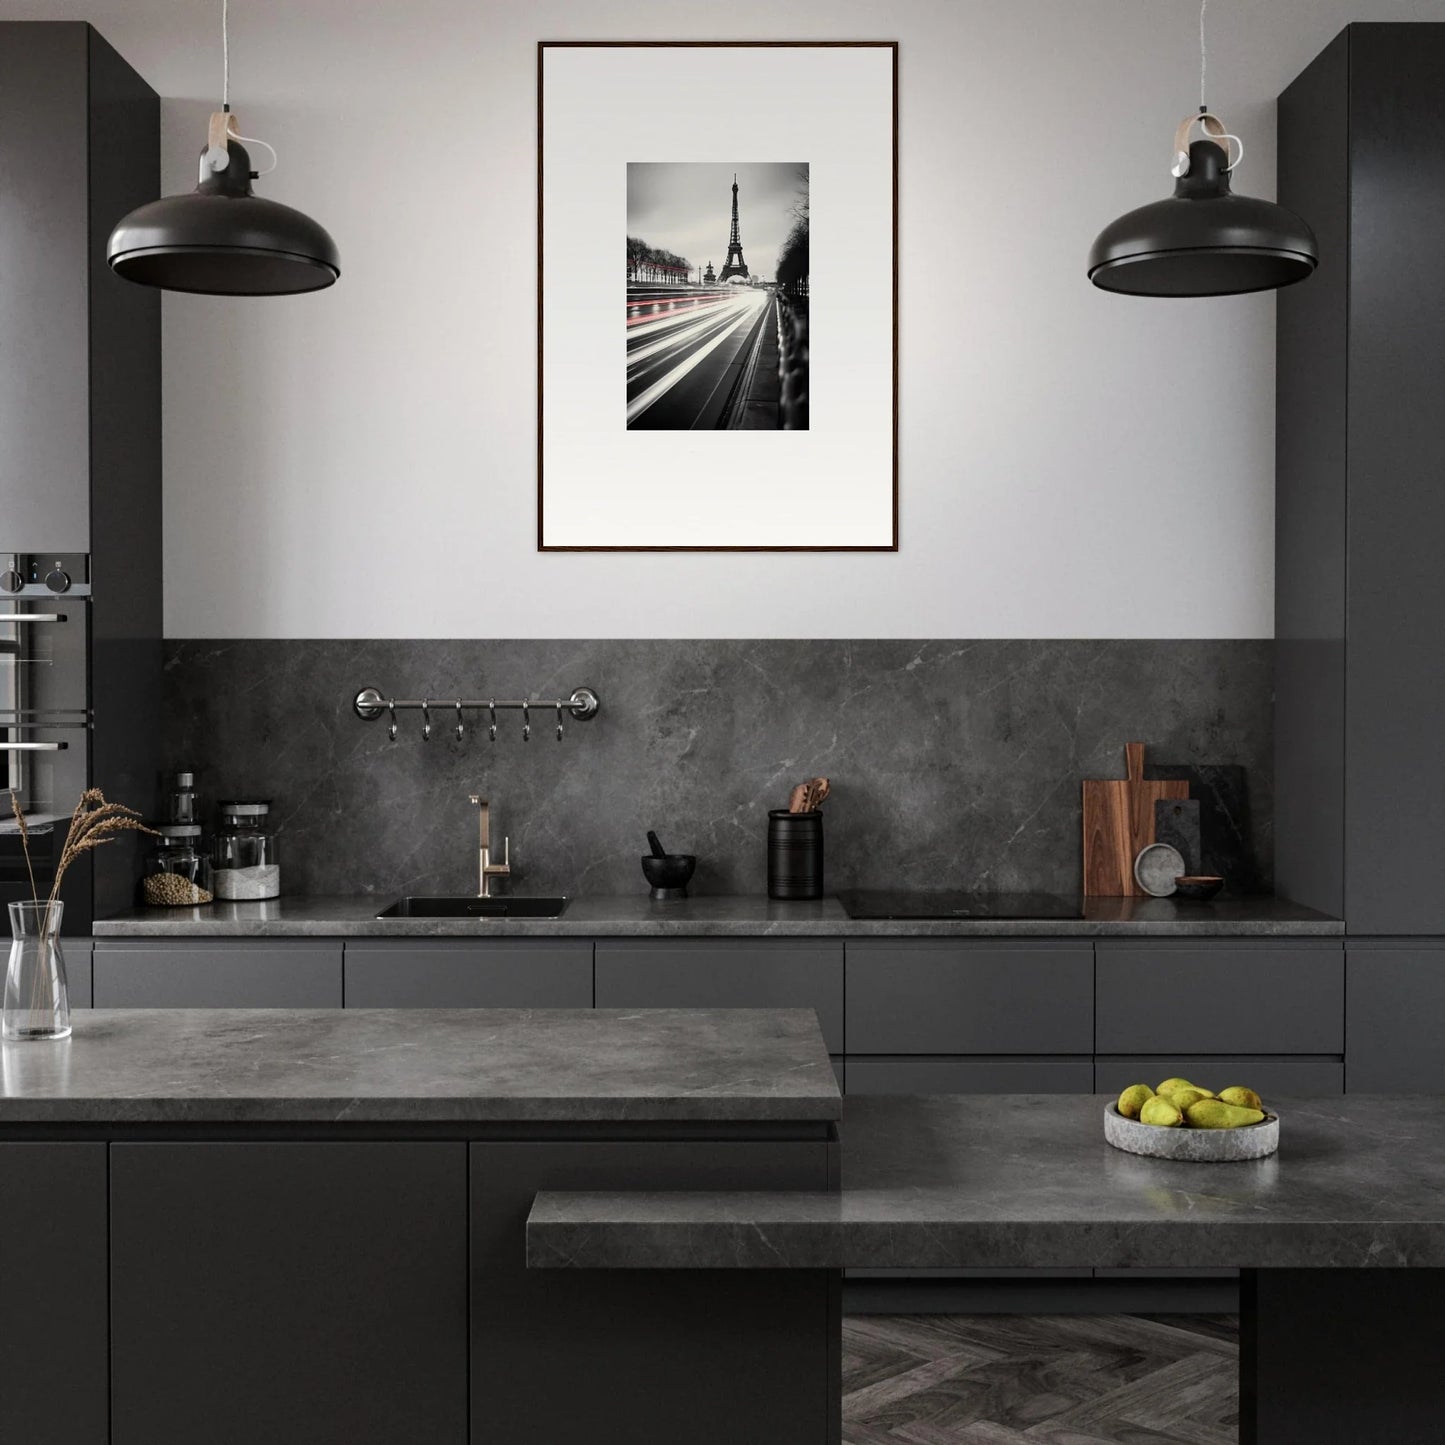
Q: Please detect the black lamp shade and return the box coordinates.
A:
[107,141,339,296]
[1089,140,1316,297]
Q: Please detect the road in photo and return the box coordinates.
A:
[625,162,809,431]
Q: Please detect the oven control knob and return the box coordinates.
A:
[44,568,71,595]
[0,569,21,594]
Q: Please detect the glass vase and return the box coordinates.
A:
[4,901,71,1042]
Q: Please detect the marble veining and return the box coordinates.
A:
[0,1008,840,1124]
[161,640,1274,900]
[527,1094,1445,1270]
[92,892,1341,937]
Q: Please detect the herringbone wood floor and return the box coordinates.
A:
[842,1314,1239,1445]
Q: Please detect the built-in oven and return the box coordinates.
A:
[0,555,92,925]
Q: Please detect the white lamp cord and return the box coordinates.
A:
[1171,0,1243,175]
[203,0,278,178]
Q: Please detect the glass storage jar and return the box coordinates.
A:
[212,800,281,901]
[141,825,214,907]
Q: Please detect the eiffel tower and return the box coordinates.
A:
[719,173,749,281]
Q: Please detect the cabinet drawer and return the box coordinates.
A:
[93,941,342,1008]
[1094,1056,1344,1097]
[344,941,592,1009]
[594,941,843,1053]
[845,941,1093,1055]
[845,1058,1094,1095]
[1095,942,1343,1054]
[1346,945,1445,1091]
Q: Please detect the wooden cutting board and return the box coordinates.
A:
[1082,742,1189,896]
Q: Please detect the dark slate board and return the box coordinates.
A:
[1144,764,1262,893]
[1154,798,1202,877]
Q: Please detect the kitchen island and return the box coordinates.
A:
[533,1093,1445,1444]
[0,1007,841,1445]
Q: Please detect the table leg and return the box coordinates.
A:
[1241,1268,1445,1444]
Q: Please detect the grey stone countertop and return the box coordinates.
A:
[527,1093,1445,1270]
[91,893,1343,938]
[0,1008,840,1125]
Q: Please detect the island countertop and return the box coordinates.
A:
[91,893,1343,938]
[0,1007,841,1126]
[528,1093,1445,1270]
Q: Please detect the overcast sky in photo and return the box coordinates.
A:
[627,162,807,281]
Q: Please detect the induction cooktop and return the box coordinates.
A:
[836,890,1085,921]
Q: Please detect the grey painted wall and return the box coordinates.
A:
[162,639,1272,898]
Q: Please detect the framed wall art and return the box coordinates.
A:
[538,41,898,551]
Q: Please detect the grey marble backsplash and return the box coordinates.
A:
[161,640,1273,900]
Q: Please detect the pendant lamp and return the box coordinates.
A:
[107,0,338,296]
[1088,0,1315,297]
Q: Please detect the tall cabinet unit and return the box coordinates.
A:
[1276,23,1445,1089]
[0,23,161,927]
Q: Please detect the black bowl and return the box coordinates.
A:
[642,853,696,899]
[1173,875,1225,901]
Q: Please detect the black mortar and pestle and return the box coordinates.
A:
[642,830,696,901]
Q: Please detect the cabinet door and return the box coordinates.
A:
[1094,1056,1344,1097]
[472,1138,834,1445]
[0,23,90,548]
[111,1142,467,1445]
[1347,945,1445,1091]
[595,940,844,1053]
[845,1057,1093,1094]
[94,940,343,1007]
[846,940,1093,1055]
[344,939,592,1008]
[1095,941,1343,1055]
[0,1143,107,1445]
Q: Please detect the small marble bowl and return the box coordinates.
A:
[1104,1103,1279,1161]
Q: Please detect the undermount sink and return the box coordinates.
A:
[376,896,570,919]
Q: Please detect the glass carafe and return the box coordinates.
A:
[4,901,71,1041]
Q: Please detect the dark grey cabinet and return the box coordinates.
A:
[1277,25,1445,934]
[471,1139,834,1444]
[64,938,92,1008]
[110,1142,468,1445]
[1095,941,1343,1055]
[0,1144,108,1445]
[846,940,1093,1055]
[344,939,592,1008]
[846,1058,1094,1094]
[595,939,844,1053]
[1346,944,1445,1091]
[1095,1056,1344,1097]
[94,940,343,1007]
[0,22,157,549]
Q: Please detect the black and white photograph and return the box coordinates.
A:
[539,41,894,548]
[625,162,809,431]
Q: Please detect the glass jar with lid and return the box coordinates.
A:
[212,800,281,901]
[141,825,214,907]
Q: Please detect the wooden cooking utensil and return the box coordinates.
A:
[1082,742,1188,896]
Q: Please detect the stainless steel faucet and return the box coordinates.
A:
[467,795,511,897]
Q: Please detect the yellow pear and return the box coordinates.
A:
[1161,1086,1211,1112]
[1185,1099,1266,1129]
[1140,1096,1185,1127]
[1117,1084,1154,1119]
[1218,1086,1263,1111]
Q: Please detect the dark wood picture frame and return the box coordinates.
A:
[537,40,899,552]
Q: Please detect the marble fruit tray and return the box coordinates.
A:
[1104,1103,1280,1161]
